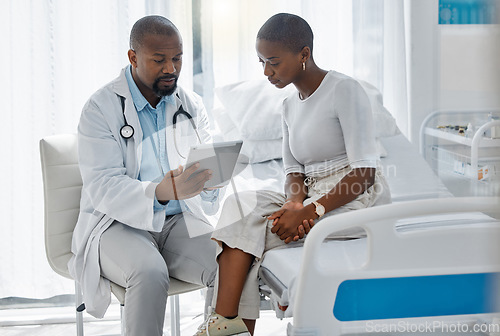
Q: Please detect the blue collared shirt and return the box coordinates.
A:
[125,66,182,215]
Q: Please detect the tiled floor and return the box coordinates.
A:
[1,300,496,336]
[4,292,495,336]
[0,291,290,336]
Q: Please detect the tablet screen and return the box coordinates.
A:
[185,140,243,188]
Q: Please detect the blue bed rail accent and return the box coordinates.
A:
[334,272,500,321]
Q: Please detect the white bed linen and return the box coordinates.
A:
[378,134,452,201]
[225,134,452,203]
[228,159,285,195]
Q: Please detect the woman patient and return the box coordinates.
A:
[195,13,391,336]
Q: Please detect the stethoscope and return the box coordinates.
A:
[119,93,201,158]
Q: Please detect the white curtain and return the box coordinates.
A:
[206,0,353,87]
[0,0,194,300]
[383,0,410,138]
[0,0,408,300]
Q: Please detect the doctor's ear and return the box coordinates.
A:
[128,49,137,68]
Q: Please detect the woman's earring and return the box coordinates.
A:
[302,62,306,71]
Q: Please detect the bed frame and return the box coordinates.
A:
[286,196,500,335]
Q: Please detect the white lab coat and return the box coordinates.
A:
[68,68,220,318]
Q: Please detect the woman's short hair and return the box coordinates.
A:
[130,15,180,51]
[257,13,313,53]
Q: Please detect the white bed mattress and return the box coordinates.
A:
[378,134,452,201]
[231,159,285,194]
[227,134,453,202]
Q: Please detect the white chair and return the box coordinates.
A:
[40,133,204,336]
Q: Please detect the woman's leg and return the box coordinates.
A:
[215,244,255,333]
[211,190,288,334]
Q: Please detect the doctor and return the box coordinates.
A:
[69,15,219,336]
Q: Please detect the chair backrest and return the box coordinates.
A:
[40,134,81,279]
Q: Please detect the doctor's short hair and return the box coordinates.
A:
[129,15,180,51]
[257,13,313,53]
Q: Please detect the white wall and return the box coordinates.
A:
[405,0,439,144]
[404,0,499,145]
[404,0,440,144]
[439,24,500,110]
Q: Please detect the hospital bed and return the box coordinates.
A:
[212,79,500,335]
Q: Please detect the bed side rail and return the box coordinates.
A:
[290,197,500,336]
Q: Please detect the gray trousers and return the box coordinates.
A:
[99,213,218,336]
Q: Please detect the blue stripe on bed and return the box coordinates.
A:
[333,272,500,321]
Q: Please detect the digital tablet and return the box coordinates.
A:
[185,140,243,188]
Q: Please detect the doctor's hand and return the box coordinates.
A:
[155,164,212,201]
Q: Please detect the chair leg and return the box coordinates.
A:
[170,295,181,336]
[120,304,126,336]
[75,282,85,336]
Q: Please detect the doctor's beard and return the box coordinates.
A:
[153,75,178,97]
